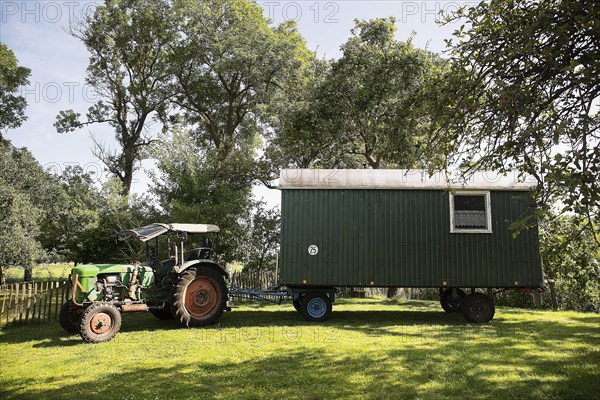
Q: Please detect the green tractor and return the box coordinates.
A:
[60,223,229,343]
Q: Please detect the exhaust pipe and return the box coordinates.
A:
[121,304,149,312]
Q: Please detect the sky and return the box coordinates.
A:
[0,0,477,209]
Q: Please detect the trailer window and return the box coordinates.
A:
[450,191,492,233]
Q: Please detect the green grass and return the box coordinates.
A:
[0,299,598,399]
[4,264,72,283]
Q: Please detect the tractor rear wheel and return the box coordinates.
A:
[173,266,227,327]
[59,300,83,333]
[440,288,466,313]
[80,302,122,343]
[300,292,332,322]
[462,292,495,323]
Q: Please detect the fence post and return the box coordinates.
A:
[0,285,5,316]
[47,282,53,323]
[16,283,22,323]
[5,285,13,324]
[41,282,47,321]
[54,281,60,321]
[25,283,31,324]
[60,278,67,304]
[32,283,39,323]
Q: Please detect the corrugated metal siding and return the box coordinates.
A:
[280,189,543,288]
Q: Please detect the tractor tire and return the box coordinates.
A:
[440,288,466,313]
[462,292,495,323]
[80,302,122,343]
[300,292,332,322]
[59,300,83,333]
[173,266,228,327]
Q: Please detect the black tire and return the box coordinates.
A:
[80,302,122,343]
[173,266,228,327]
[300,292,332,322]
[440,288,466,313]
[59,300,83,333]
[149,308,173,320]
[292,299,302,313]
[462,292,495,323]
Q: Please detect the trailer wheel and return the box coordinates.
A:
[173,266,227,327]
[59,300,83,333]
[300,292,332,322]
[440,288,466,313]
[292,294,305,313]
[462,292,495,323]
[292,299,302,313]
[80,302,122,343]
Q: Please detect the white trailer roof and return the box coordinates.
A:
[278,169,537,191]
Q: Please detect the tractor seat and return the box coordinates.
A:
[184,247,211,261]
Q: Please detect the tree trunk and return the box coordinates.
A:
[23,265,33,282]
[0,265,5,285]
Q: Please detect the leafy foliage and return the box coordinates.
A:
[241,202,280,271]
[150,129,254,263]
[0,142,57,280]
[0,43,31,137]
[540,215,600,312]
[268,18,438,171]
[427,0,600,235]
[55,0,176,195]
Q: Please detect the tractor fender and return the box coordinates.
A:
[175,260,229,278]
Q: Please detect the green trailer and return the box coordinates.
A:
[277,169,544,323]
[60,169,545,344]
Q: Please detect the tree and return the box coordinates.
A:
[268,18,439,170]
[150,128,254,263]
[0,43,31,140]
[76,179,160,264]
[172,0,312,173]
[0,142,53,281]
[243,202,280,271]
[152,0,314,261]
[37,166,101,264]
[326,18,435,170]
[0,185,41,284]
[55,0,176,195]
[540,215,600,312]
[264,56,352,171]
[427,0,599,238]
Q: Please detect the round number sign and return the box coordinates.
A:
[308,245,319,256]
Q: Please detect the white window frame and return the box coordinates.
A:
[449,191,493,234]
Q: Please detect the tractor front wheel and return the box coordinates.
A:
[80,303,122,343]
[173,266,227,327]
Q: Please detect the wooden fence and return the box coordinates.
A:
[0,280,69,327]
[230,270,277,291]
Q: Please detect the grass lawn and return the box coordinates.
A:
[0,298,598,399]
[3,264,72,283]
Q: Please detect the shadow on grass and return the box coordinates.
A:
[1,339,599,399]
[2,305,599,348]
